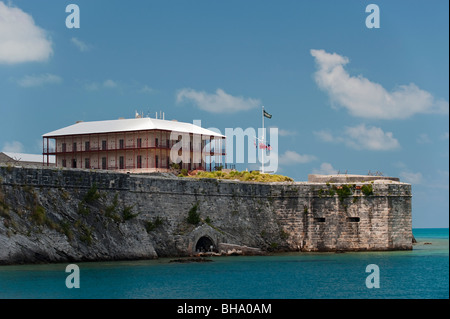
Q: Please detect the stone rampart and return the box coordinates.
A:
[0,166,412,264]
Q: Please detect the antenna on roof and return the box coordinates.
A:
[135,110,143,119]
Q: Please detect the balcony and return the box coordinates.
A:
[44,144,226,155]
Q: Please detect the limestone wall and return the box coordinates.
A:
[0,166,412,265]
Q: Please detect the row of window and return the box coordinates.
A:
[59,136,223,153]
[61,138,178,153]
[61,155,169,169]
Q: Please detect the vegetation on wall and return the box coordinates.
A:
[186,170,293,183]
[336,185,352,203]
[83,183,101,203]
[122,205,138,221]
[361,184,374,196]
[145,216,163,232]
[187,202,201,225]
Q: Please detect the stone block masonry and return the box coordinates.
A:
[0,166,412,265]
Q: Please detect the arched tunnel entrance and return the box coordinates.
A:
[195,236,218,253]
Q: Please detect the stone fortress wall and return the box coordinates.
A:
[0,166,412,264]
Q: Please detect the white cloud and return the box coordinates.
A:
[270,127,297,137]
[17,73,62,87]
[278,150,317,165]
[0,1,53,64]
[71,37,90,52]
[176,88,260,114]
[312,162,338,175]
[85,82,99,91]
[85,79,119,91]
[310,49,449,119]
[314,124,400,151]
[313,130,334,143]
[103,79,118,88]
[417,133,432,144]
[2,141,25,153]
[139,85,156,94]
[399,171,423,184]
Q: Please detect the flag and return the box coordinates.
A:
[263,109,272,119]
[258,142,272,151]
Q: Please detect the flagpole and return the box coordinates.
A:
[262,105,265,174]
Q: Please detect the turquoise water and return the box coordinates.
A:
[0,228,448,299]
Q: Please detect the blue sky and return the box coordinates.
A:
[0,0,448,228]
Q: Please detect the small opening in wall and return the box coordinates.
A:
[314,217,326,222]
[347,217,360,222]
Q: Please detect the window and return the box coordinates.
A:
[62,143,66,152]
[73,142,77,152]
[347,217,360,223]
[102,157,107,170]
[119,156,124,169]
[119,139,124,149]
[85,158,90,168]
[62,159,67,167]
[102,140,107,150]
[85,141,90,151]
[155,155,159,168]
[137,138,142,148]
[137,155,142,169]
[314,217,326,223]
[72,159,77,168]
[155,138,159,147]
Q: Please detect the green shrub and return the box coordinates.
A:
[31,205,46,225]
[60,221,73,241]
[180,169,188,176]
[77,202,90,216]
[336,185,352,203]
[188,169,293,182]
[145,216,163,232]
[79,223,93,245]
[187,202,201,225]
[83,183,101,203]
[122,205,138,221]
[361,184,374,196]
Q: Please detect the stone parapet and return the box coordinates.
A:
[0,166,412,265]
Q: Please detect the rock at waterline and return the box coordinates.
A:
[169,258,213,263]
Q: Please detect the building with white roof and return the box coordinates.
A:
[0,152,55,167]
[42,116,226,173]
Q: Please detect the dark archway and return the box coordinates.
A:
[195,236,217,253]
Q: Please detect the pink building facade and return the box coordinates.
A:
[42,117,226,173]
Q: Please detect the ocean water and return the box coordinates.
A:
[0,228,448,299]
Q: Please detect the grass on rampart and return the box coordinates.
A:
[186,170,294,183]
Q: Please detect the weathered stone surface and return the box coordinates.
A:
[0,166,412,265]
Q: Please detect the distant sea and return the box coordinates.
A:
[0,228,448,299]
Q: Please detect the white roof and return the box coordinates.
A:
[42,117,225,138]
[2,152,56,164]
